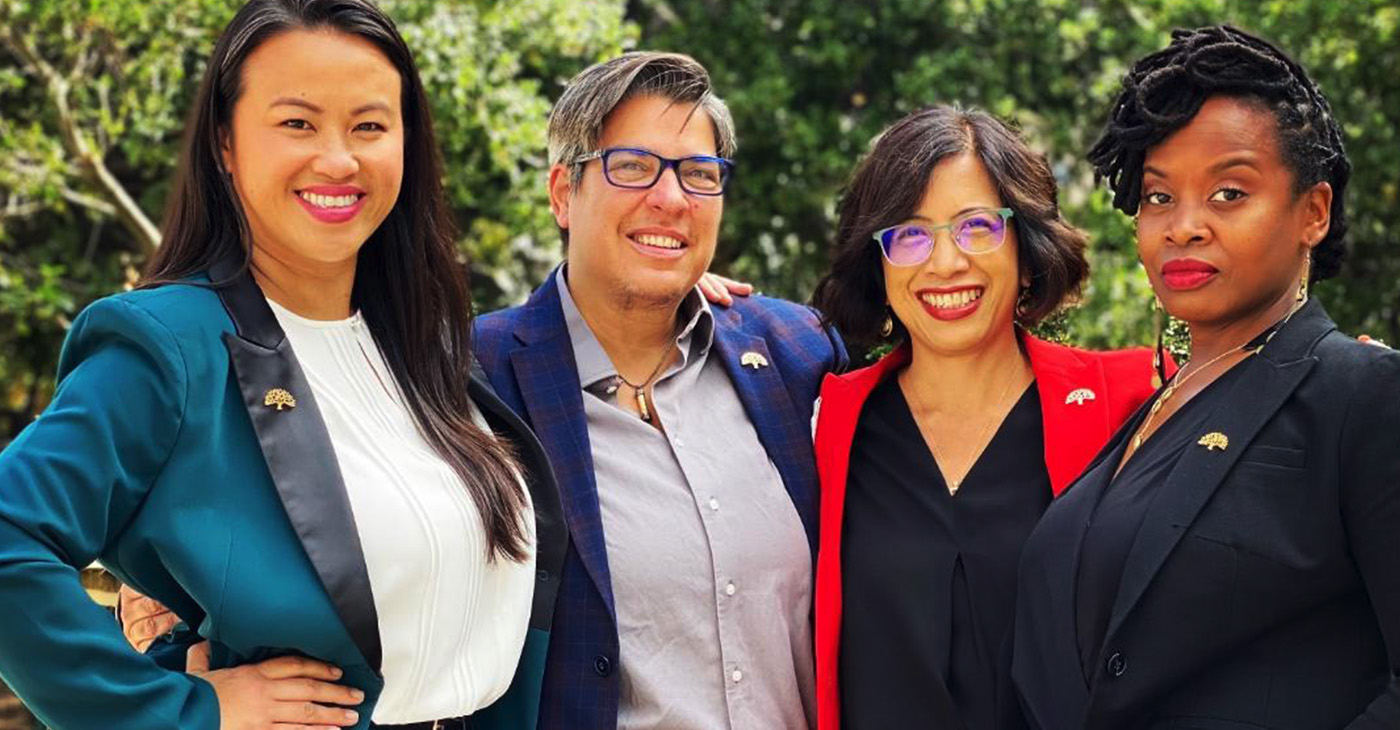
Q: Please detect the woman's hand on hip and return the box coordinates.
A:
[187,642,364,729]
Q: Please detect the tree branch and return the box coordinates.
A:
[0,16,160,252]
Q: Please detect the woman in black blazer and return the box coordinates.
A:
[1010,25,1400,730]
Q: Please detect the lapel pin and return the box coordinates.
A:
[1197,432,1229,451]
[741,351,769,369]
[263,388,297,412]
[1064,388,1097,406]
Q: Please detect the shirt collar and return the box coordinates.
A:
[555,266,715,390]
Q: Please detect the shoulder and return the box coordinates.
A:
[63,283,230,361]
[724,294,823,330]
[1312,330,1400,395]
[474,304,524,340]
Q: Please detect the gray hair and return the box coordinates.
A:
[547,51,738,190]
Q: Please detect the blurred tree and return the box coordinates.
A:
[632,0,1400,358]
[0,0,634,439]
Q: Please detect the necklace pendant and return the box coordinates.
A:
[637,389,652,423]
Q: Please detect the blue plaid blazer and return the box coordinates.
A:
[473,270,848,730]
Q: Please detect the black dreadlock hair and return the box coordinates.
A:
[1088,25,1350,281]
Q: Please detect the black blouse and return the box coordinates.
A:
[839,378,1051,730]
[1074,363,1250,678]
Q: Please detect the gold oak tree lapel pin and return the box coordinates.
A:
[741,351,769,369]
[264,388,297,411]
[1064,388,1097,406]
[1197,432,1229,451]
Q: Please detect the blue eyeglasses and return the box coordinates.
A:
[872,208,1015,266]
[573,147,735,196]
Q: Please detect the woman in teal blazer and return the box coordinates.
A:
[0,2,565,728]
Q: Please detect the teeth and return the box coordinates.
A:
[920,289,982,309]
[635,233,684,249]
[299,192,359,209]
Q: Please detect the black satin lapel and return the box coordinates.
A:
[1101,355,1315,645]
[215,271,382,673]
[469,373,568,631]
[712,330,818,550]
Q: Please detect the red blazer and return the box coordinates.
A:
[811,335,1171,730]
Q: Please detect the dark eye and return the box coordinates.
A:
[281,119,313,131]
[961,215,996,231]
[1143,191,1171,206]
[355,121,386,133]
[1208,187,1247,203]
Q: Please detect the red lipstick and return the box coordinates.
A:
[1160,258,1218,291]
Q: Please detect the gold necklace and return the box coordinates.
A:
[919,371,1022,496]
[1125,300,1303,458]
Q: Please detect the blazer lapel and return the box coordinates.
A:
[1097,302,1332,662]
[711,313,820,551]
[1025,336,1113,496]
[209,256,381,672]
[507,278,616,617]
[468,363,569,632]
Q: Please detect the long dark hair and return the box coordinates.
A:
[143,0,530,561]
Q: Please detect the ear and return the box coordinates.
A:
[1300,181,1333,250]
[548,165,572,230]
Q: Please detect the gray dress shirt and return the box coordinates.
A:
[557,269,816,730]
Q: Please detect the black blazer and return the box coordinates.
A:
[1011,300,1400,730]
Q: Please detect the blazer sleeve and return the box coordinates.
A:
[1341,352,1400,728]
[0,297,219,729]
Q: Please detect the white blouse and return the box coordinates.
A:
[268,299,535,724]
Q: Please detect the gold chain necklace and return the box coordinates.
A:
[920,372,1022,496]
[1125,300,1304,457]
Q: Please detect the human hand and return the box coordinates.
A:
[1358,334,1391,348]
[187,642,364,729]
[698,272,754,307]
[118,584,179,652]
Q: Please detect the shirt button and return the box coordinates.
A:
[725,582,737,596]
[708,498,720,511]
[593,655,612,677]
[731,669,743,683]
[1106,652,1127,678]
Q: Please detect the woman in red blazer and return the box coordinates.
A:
[809,106,1167,730]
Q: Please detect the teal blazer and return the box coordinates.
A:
[0,259,567,730]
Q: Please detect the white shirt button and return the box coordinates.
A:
[732,669,743,683]
[725,582,737,596]
[709,498,720,511]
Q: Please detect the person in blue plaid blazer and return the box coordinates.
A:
[472,53,847,729]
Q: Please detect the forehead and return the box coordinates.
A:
[596,94,718,156]
[914,152,1004,216]
[239,28,400,107]
[1145,96,1280,171]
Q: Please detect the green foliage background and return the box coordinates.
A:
[1,0,1397,437]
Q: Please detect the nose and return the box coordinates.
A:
[310,134,360,180]
[1163,199,1209,247]
[643,165,690,215]
[921,228,970,277]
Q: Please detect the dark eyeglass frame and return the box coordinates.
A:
[572,147,735,196]
[871,207,1016,266]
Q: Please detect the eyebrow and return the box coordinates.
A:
[908,205,1000,222]
[270,97,392,116]
[1144,154,1261,178]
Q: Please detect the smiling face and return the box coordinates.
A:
[884,152,1023,358]
[221,28,403,273]
[1136,96,1331,331]
[549,94,723,310]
